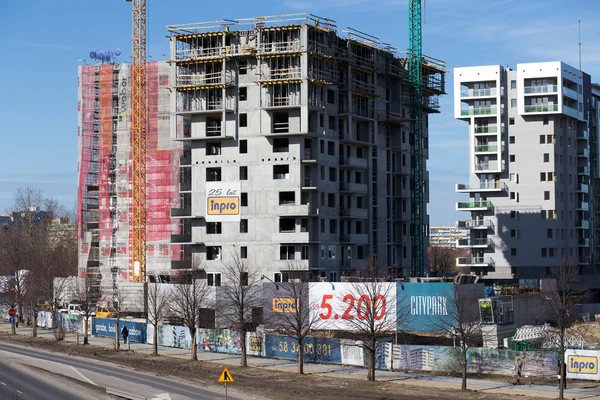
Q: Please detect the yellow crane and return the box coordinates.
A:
[126,0,147,283]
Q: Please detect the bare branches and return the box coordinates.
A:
[68,275,102,345]
[147,280,172,355]
[427,246,463,275]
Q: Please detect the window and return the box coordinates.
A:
[357,196,363,209]
[511,80,517,89]
[240,247,248,259]
[548,172,554,181]
[327,141,335,156]
[510,154,515,162]
[510,191,518,201]
[540,135,545,144]
[549,248,556,257]
[510,173,518,183]
[544,191,550,200]
[541,210,547,220]
[241,192,248,206]
[273,272,289,283]
[543,116,548,125]
[540,172,546,181]
[206,167,221,181]
[510,210,519,219]
[328,245,336,259]
[207,272,222,286]
[357,147,364,158]
[301,245,309,260]
[509,117,515,125]
[279,217,295,233]
[320,244,325,259]
[280,245,295,260]
[319,114,324,127]
[511,99,517,108]
[207,246,222,261]
[239,60,248,75]
[320,139,324,154]
[320,218,325,233]
[328,116,335,130]
[240,166,248,180]
[329,272,338,282]
[510,229,519,238]
[541,248,547,257]
[547,229,552,239]
[543,153,549,162]
[239,87,247,101]
[329,167,336,182]
[509,136,515,144]
[329,219,337,234]
[327,90,335,104]
[273,138,289,152]
[240,219,248,233]
[547,134,553,144]
[328,193,335,207]
[278,191,294,205]
[207,222,222,234]
[207,141,221,156]
[511,248,517,256]
[239,139,247,154]
[239,114,247,127]
[273,165,290,179]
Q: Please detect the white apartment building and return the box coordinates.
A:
[454,61,600,284]
[429,226,469,247]
[167,14,446,283]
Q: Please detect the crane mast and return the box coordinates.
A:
[128,0,147,283]
[409,0,424,277]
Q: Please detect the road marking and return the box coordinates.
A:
[0,382,5,386]
[16,390,23,394]
[70,366,96,386]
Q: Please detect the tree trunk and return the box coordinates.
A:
[241,329,247,367]
[559,346,565,399]
[153,323,158,355]
[33,312,37,338]
[83,316,89,345]
[191,329,197,360]
[115,319,120,350]
[461,347,467,391]
[298,337,304,374]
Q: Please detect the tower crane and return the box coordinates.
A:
[126,0,147,283]
[409,0,424,277]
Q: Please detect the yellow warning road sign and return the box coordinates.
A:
[218,368,234,383]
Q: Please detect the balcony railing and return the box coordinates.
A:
[576,220,590,229]
[524,104,558,113]
[577,130,589,140]
[460,88,497,97]
[577,148,589,158]
[563,105,579,118]
[456,238,494,247]
[457,220,495,230]
[562,86,579,99]
[577,202,589,211]
[473,126,498,134]
[474,145,502,153]
[577,166,589,175]
[579,238,590,247]
[456,201,493,210]
[474,161,500,171]
[456,257,495,267]
[456,181,507,191]
[576,183,589,193]
[461,107,497,116]
[523,85,558,94]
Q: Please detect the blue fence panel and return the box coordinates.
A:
[92,318,147,343]
[264,334,341,363]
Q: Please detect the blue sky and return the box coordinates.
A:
[0,0,598,224]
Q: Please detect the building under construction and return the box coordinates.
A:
[166,13,445,282]
[77,61,182,293]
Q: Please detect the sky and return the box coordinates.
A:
[0,0,599,225]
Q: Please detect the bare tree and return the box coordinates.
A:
[266,263,321,374]
[544,259,587,400]
[146,279,172,355]
[427,283,482,391]
[69,275,101,345]
[341,257,399,381]
[427,246,457,275]
[218,252,262,367]
[112,284,129,350]
[169,258,212,360]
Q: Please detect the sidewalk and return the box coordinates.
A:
[2,321,600,400]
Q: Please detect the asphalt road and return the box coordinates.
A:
[0,360,85,400]
[0,343,247,400]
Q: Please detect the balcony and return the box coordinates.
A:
[170,208,193,218]
[170,234,193,244]
[524,104,558,113]
[474,145,503,153]
[460,88,497,98]
[473,126,498,135]
[578,166,589,175]
[340,233,369,244]
[456,257,495,268]
[474,161,501,172]
[576,183,589,193]
[339,157,368,169]
[577,130,589,140]
[577,148,589,158]
[523,85,558,94]
[562,86,579,99]
[457,220,495,230]
[340,182,369,194]
[276,203,318,217]
[272,231,310,243]
[579,256,590,265]
[576,220,590,229]
[578,238,590,247]
[456,238,494,248]
[340,208,368,219]
[461,107,497,116]
[563,105,579,118]
[456,181,507,193]
[456,201,493,211]
[576,202,589,211]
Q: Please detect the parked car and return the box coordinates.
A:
[95,307,117,319]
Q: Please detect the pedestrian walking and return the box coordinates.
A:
[512,356,522,385]
[15,314,19,329]
[121,325,129,344]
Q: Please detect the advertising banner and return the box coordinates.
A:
[468,348,558,377]
[264,334,342,364]
[247,332,265,357]
[37,311,53,328]
[565,349,600,381]
[309,282,396,332]
[199,329,242,354]
[205,182,241,222]
[150,324,193,349]
[92,318,147,343]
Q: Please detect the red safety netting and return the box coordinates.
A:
[98,64,114,242]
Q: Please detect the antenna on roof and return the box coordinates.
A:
[578,20,581,70]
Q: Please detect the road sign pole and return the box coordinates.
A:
[11,319,15,335]
[225,382,227,400]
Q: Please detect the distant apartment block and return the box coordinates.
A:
[429,226,469,247]
[410,348,435,371]
[454,61,600,288]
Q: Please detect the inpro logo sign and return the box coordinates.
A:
[205,182,241,222]
[568,356,598,374]
[272,298,298,313]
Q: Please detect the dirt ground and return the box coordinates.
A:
[0,332,552,400]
